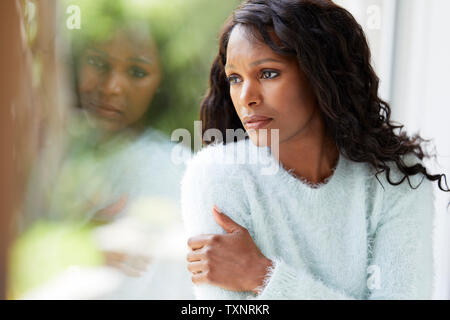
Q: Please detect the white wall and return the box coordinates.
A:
[335,0,397,101]
[390,0,450,300]
[337,0,450,299]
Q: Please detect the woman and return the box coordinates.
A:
[68,26,193,298]
[181,0,449,300]
[45,26,178,225]
[18,21,193,299]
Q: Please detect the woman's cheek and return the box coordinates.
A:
[127,91,151,120]
[230,90,243,115]
[79,69,101,93]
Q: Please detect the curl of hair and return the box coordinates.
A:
[200,0,449,192]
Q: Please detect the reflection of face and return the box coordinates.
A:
[225,25,318,147]
[78,32,161,132]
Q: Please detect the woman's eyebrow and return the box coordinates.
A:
[225,63,235,70]
[86,47,151,65]
[249,58,283,67]
[86,47,109,57]
[128,56,152,65]
[225,58,283,70]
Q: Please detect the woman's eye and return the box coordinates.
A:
[261,70,279,79]
[227,75,242,84]
[128,66,148,79]
[86,55,109,71]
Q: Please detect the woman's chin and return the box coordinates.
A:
[247,131,273,148]
[83,111,123,133]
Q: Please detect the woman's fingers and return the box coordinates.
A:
[103,251,151,277]
[187,247,206,262]
[187,234,219,250]
[191,272,208,285]
[127,254,151,271]
[104,251,127,264]
[212,205,244,234]
[187,260,206,274]
[93,193,128,222]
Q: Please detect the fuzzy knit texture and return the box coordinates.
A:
[180,138,435,300]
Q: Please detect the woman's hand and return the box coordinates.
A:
[187,205,273,294]
[103,250,151,277]
[92,193,128,224]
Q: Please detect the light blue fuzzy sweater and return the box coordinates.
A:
[180,138,435,300]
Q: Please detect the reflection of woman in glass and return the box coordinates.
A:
[181,0,449,299]
[76,29,160,136]
[20,20,193,298]
[68,24,193,298]
[62,25,170,224]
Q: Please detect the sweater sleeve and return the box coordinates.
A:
[255,173,435,300]
[180,147,255,300]
[365,174,435,299]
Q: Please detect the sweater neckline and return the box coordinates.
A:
[265,145,346,196]
[283,155,340,189]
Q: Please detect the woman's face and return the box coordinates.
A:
[78,31,161,132]
[225,25,318,147]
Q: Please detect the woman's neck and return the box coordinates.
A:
[94,119,148,146]
[278,112,339,185]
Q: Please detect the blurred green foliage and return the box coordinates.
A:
[63,0,240,138]
[9,222,103,299]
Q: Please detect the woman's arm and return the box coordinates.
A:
[181,154,358,300]
[186,206,273,293]
[254,177,434,300]
[182,148,434,300]
[363,177,434,299]
[181,150,257,299]
[184,175,434,300]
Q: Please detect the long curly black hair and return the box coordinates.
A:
[200,0,449,192]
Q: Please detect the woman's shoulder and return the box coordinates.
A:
[181,139,273,208]
[184,138,265,175]
[180,140,257,235]
[365,153,435,221]
[109,127,188,196]
[367,153,433,193]
[133,127,178,153]
[120,127,189,168]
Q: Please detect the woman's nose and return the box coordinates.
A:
[102,70,126,96]
[240,81,261,107]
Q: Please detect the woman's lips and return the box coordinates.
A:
[86,101,124,119]
[244,116,273,129]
